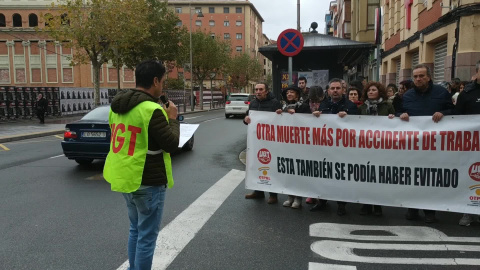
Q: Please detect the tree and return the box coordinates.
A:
[118,0,187,68]
[43,0,184,106]
[225,53,263,93]
[185,31,230,110]
[164,78,184,90]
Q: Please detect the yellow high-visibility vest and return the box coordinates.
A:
[103,101,174,193]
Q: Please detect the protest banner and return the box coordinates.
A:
[245,111,480,214]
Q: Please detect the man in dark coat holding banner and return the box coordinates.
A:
[244,82,282,204]
[399,64,454,223]
[310,78,358,216]
[455,60,480,226]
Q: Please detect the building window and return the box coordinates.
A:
[236,46,242,52]
[178,72,184,80]
[224,21,230,26]
[13,14,22,27]
[224,33,230,39]
[236,20,242,26]
[210,34,216,39]
[209,20,215,26]
[264,59,266,65]
[176,21,182,27]
[224,7,230,13]
[0,14,5,27]
[236,33,242,39]
[195,20,202,26]
[195,7,202,14]
[236,7,242,13]
[175,7,182,13]
[209,7,215,13]
[367,0,380,29]
[28,14,38,27]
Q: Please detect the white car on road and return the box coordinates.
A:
[225,93,254,118]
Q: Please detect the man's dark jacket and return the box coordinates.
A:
[243,93,282,124]
[36,97,48,112]
[455,81,480,115]
[318,96,359,115]
[400,80,454,116]
[110,89,180,187]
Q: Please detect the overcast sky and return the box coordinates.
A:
[249,0,331,40]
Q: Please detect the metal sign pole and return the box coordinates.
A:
[288,57,293,85]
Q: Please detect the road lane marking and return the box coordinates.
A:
[202,117,224,123]
[49,154,64,159]
[0,144,10,151]
[309,262,357,270]
[184,116,201,120]
[54,135,63,139]
[310,223,480,242]
[311,240,480,265]
[116,169,246,270]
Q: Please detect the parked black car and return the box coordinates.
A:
[61,105,193,165]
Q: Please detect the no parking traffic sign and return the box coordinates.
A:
[277,29,304,57]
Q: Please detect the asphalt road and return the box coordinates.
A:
[0,110,479,270]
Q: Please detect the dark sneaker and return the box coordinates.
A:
[310,200,327,212]
[459,214,473,226]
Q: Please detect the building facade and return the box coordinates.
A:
[262,34,273,85]
[0,0,265,93]
[380,0,480,86]
[350,0,381,81]
[0,0,136,90]
[168,0,265,93]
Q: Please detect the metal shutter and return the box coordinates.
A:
[412,51,419,68]
[433,41,447,83]
[396,60,401,86]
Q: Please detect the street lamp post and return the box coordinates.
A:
[189,4,203,111]
[210,72,215,109]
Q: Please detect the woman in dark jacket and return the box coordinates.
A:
[276,85,313,209]
[347,87,363,107]
[358,81,395,216]
[359,82,395,117]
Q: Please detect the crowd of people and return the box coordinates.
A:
[244,61,480,226]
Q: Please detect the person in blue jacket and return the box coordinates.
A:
[399,64,454,223]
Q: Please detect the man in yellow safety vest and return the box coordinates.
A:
[104,60,179,270]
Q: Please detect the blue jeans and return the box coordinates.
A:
[123,185,166,270]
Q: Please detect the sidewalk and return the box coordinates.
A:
[0,104,223,143]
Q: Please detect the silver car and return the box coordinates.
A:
[225,93,254,118]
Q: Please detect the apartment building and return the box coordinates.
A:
[0,0,265,92]
[168,0,265,91]
[0,0,136,89]
[350,0,381,81]
[262,34,274,83]
[380,0,480,86]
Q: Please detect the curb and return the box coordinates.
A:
[0,129,65,143]
[239,149,246,165]
[0,108,224,143]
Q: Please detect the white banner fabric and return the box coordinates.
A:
[245,111,480,214]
